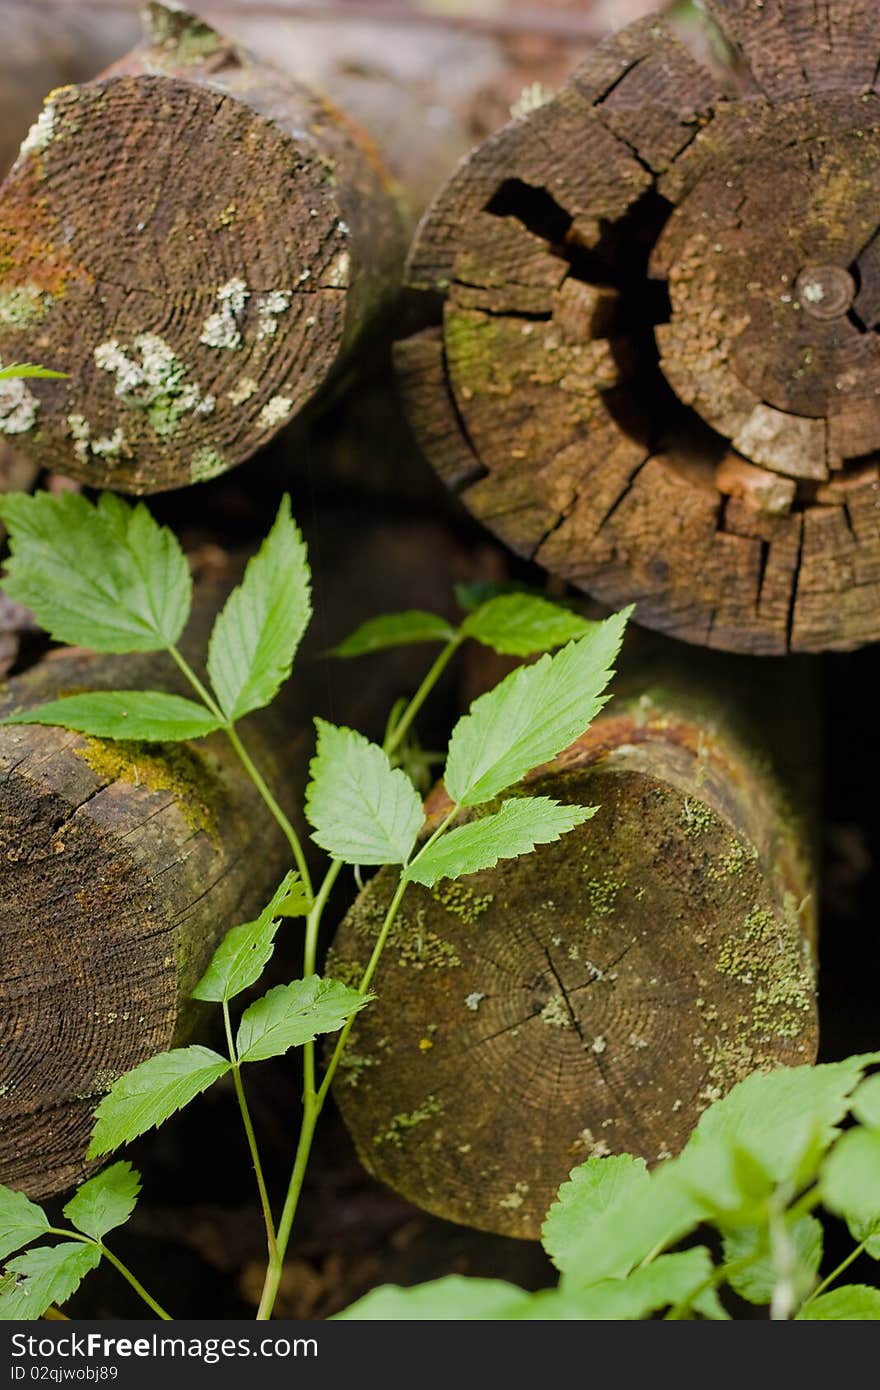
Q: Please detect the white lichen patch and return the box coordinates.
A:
[227,376,258,406]
[541,994,572,1029]
[200,278,249,350]
[190,446,226,482]
[591,1035,607,1054]
[0,285,49,328]
[510,82,551,120]
[256,290,292,341]
[94,333,214,436]
[464,992,486,1012]
[573,1128,611,1158]
[325,251,350,288]
[67,414,126,463]
[16,103,56,166]
[498,1181,530,1211]
[0,368,39,434]
[257,395,293,431]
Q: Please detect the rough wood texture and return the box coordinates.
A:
[0,2,404,493]
[328,643,819,1238]
[399,1,880,653]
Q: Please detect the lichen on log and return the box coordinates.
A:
[0,2,404,493]
[329,643,819,1238]
[398,1,880,653]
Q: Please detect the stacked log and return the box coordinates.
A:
[397,1,880,653]
[329,643,819,1237]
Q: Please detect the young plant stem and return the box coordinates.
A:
[223,1000,278,1260]
[47,1228,171,1320]
[384,637,461,758]
[166,645,313,897]
[800,1236,872,1308]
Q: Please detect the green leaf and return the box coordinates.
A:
[406,796,596,887]
[798,1286,880,1320]
[821,1127,880,1243]
[193,874,301,1004]
[0,1187,48,1262]
[236,976,368,1064]
[454,580,538,612]
[564,1249,716,1321]
[444,608,630,806]
[87,1046,230,1157]
[542,1155,651,1276]
[332,611,456,657]
[723,1216,823,1306]
[276,878,310,917]
[1,691,221,742]
[851,1074,880,1128]
[207,495,310,722]
[461,593,594,656]
[0,490,191,653]
[62,1162,141,1241]
[336,1276,533,1320]
[0,1243,102,1321]
[305,719,424,865]
[0,363,68,380]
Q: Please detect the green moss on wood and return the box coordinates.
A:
[75,737,222,838]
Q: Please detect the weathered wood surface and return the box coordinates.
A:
[0,1,404,493]
[398,0,880,654]
[0,507,476,1198]
[329,641,819,1238]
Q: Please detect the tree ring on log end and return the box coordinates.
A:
[0,68,390,492]
[329,766,817,1239]
[398,5,880,653]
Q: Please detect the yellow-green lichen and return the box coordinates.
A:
[584,873,621,917]
[430,880,493,925]
[190,446,226,482]
[715,905,814,1041]
[0,285,49,327]
[75,737,221,838]
[373,1095,444,1147]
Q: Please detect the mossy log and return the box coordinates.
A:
[328,642,819,1238]
[398,1,880,654]
[0,1,404,493]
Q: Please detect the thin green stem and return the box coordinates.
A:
[47,1229,171,1320]
[801,1236,871,1309]
[301,859,344,1101]
[166,645,313,897]
[223,999,277,1260]
[383,637,461,758]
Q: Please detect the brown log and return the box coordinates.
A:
[397,2,880,654]
[0,505,479,1198]
[328,640,819,1238]
[0,1,404,493]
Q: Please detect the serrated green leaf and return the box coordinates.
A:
[723,1216,823,1306]
[0,1187,48,1261]
[798,1285,880,1320]
[207,495,310,722]
[305,719,424,865]
[62,1162,141,1241]
[454,580,538,613]
[542,1154,651,1276]
[1,691,221,742]
[461,593,593,656]
[193,874,301,1004]
[444,608,630,806]
[821,1127,880,1245]
[276,879,310,917]
[336,1275,533,1320]
[332,611,456,657]
[564,1249,716,1321]
[406,796,596,887]
[0,1243,102,1321]
[851,1074,880,1128]
[0,363,68,380]
[0,491,191,653]
[236,976,368,1064]
[87,1046,230,1157]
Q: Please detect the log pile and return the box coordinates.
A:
[397,1,880,654]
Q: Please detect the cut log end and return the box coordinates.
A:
[399,4,880,653]
[0,8,403,492]
[330,691,818,1239]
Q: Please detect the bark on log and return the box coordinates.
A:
[0,506,477,1198]
[328,642,819,1238]
[397,1,880,654]
[0,1,404,493]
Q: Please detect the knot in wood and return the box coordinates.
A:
[796,265,857,322]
